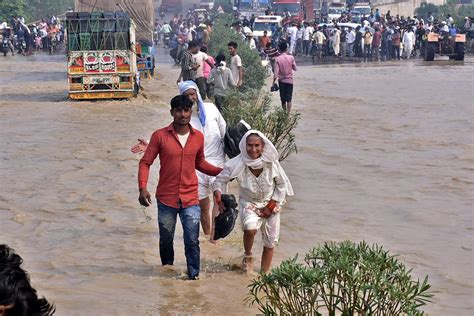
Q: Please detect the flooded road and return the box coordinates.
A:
[0,52,473,315]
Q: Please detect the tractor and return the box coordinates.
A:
[424,32,465,61]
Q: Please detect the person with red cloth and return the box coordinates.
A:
[138,95,222,280]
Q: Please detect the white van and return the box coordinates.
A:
[327,3,346,21]
[252,15,283,38]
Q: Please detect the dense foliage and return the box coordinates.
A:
[0,0,74,23]
[248,241,434,315]
[415,1,474,27]
[0,0,28,21]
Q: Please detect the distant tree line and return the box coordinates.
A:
[1,0,74,23]
[416,0,474,27]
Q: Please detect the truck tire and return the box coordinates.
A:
[454,43,465,61]
[424,43,435,61]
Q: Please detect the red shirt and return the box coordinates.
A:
[138,123,222,208]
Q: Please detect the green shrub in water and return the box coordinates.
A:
[247,241,434,315]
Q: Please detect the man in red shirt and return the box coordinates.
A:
[138,95,222,280]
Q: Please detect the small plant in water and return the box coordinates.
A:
[140,206,152,224]
[247,241,434,315]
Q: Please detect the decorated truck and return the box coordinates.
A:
[66,11,138,99]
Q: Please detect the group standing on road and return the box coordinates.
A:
[1,15,64,56]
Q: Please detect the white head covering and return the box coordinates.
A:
[178,80,206,126]
[228,130,294,196]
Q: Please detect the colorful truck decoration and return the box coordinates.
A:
[66,11,138,100]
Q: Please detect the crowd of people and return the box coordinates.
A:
[152,8,299,113]
[0,15,64,56]
[228,11,472,62]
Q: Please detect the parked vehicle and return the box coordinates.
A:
[327,2,345,21]
[252,15,283,37]
[272,0,303,24]
[66,11,139,99]
[424,32,465,61]
[199,0,214,10]
[160,0,182,12]
[237,0,268,19]
[351,2,371,16]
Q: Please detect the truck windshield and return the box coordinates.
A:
[353,7,371,15]
[253,22,278,31]
[240,0,252,8]
[272,3,300,14]
[328,8,343,14]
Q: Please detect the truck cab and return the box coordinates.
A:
[199,0,214,9]
[351,2,371,21]
[272,0,303,24]
[327,2,345,22]
[252,15,283,37]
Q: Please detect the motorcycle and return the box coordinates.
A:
[169,36,186,64]
[49,36,57,54]
[16,36,26,55]
[2,37,10,56]
[163,32,170,48]
[153,30,160,45]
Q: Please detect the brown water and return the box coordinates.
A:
[0,52,473,315]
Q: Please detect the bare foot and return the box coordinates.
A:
[241,255,254,274]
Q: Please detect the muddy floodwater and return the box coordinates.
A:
[1,52,473,315]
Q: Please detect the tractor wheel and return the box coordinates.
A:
[424,44,435,61]
[454,43,465,61]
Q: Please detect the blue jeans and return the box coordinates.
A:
[157,201,201,279]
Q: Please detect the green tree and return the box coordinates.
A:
[415,1,474,27]
[0,0,28,21]
[26,0,74,22]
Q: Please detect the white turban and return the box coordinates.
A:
[178,80,206,126]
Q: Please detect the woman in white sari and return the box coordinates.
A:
[213,130,294,273]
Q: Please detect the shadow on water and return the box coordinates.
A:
[294,55,472,68]
[14,71,67,82]
[1,91,68,102]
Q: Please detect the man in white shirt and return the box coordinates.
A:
[303,22,314,57]
[228,41,243,87]
[312,27,326,59]
[131,81,226,237]
[288,23,298,55]
[440,21,449,33]
[245,32,257,50]
[402,28,415,59]
[447,14,454,27]
[191,43,214,100]
[346,26,356,57]
[295,24,304,56]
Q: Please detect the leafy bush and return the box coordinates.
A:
[248,241,434,316]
